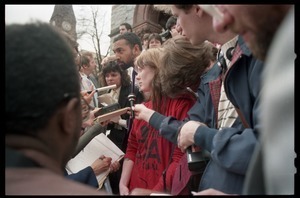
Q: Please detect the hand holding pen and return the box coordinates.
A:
[81,84,96,105]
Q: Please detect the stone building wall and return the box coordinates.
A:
[108,5,171,54]
[108,5,135,54]
[111,5,135,33]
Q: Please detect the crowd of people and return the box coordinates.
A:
[5,4,295,196]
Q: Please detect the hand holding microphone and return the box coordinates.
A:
[130,104,155,123]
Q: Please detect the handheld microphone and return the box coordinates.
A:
[127,93,136,118]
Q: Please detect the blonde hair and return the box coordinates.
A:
[160,35,217,98]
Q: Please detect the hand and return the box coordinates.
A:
[112,117,127,128]
[130,188,154,195]
[91,155,112,176]
[177,121,206,152]
[110,116,120,124]
[109,160,121,173]
[82,111,96,129]
[133,104,155,122]
[91,107,100,117]
[170,23,184,37]
[94,118,110,127]
[170,28,180,37]
[119,183,130,195]
[81,86,96,105]
[191,188,234,195]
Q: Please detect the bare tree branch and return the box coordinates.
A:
[76,5,111,74]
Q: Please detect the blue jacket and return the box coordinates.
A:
[149,36,264,194]
[65,166,98,188]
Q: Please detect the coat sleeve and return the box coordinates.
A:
[65,166,98,188]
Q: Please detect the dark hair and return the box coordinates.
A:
[174,5,194,13]
[147,33,163,49]
[6,22,80,134]
[120,22,132,32]
[166,16,177,30]
[113,32,142,51]
[100,60,131,87]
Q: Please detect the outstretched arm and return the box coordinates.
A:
[119,158,134,195]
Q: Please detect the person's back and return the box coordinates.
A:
[5,22,108,195]
[6,167,103,195]
[243,6,295,195]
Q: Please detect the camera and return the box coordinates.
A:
[187,146,210,172]
[159,30,172,40]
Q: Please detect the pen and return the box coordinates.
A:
[186,87,199,99]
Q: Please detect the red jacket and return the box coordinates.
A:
[125,95,196,192]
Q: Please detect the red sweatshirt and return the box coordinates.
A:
[124,95,196,192]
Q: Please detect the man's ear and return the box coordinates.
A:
[59,98,81,136]
[195,5,204,18]
[133,44,141,56]
[82,63,87,69]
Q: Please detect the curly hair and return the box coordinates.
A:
[99,60,131,88]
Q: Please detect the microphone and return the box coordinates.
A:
[127,93,136,118]
[72,124,106,158]
[186,87,199,99]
